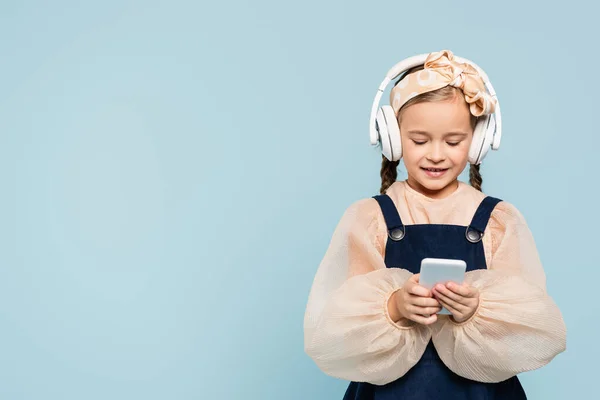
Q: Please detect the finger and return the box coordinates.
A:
[446,282,476,298]
[432,289,468,313]
[434,284,467,305]
[408,303,442,316]
[408,284,431,298]
[418,306,442,315]
[436,298,460,316]
[410,296,441,308]
[409,312,438,326]
[409,274,420,283]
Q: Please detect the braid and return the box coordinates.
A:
[469,164,483,191]
[380,156,399,194]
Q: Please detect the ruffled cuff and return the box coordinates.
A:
[430,269,566,383]
[305,268,432,385]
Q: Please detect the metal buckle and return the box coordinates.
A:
[465,227,483,243]
[388,228,405,241]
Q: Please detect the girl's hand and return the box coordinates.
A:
[389,274,442,325]
[432,282,480,323]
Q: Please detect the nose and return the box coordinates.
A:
[426,142,445,163]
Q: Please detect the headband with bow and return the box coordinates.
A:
[389,50,496,117]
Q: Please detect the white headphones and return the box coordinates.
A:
[369,53,502,165]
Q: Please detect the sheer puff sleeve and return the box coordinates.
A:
[303,198,431,385]
[430,201,567,383]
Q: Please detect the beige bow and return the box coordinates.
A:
[390,50,496,117]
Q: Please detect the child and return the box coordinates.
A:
[303,50,566,399]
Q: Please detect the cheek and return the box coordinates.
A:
[449,142,471,164]
[401,142,424,165]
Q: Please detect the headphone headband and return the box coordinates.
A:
[369,53,502,151]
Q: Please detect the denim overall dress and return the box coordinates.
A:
[342,193,527,400]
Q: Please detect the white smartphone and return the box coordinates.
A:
[419,258,466,315]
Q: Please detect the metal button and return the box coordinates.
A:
[389,228,405,241]
[466,228,483,243]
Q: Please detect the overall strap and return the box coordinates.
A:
[372,194,405,241]
[466,196,503,243]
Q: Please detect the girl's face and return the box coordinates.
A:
[398,96,474,199]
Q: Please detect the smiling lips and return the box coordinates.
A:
[421,167,449,178]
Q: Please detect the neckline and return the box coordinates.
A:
[400,179,465,202]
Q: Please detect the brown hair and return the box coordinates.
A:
[379,66,482,194]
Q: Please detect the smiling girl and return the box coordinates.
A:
[304,50,566,400]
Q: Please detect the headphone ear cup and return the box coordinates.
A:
[379,105,402,161]
[468,116,491,165]
[375,107,392,161]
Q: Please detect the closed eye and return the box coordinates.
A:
[412,140,427,145]
[447,142,461,146]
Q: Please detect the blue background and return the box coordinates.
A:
[0,1,596,398]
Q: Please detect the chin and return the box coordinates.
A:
[414,171,460,193]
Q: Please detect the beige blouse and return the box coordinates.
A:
[303,180,566,385]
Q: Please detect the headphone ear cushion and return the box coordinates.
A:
[468,116,490,165]
[380,105,402,161]
[376,107,392,161]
